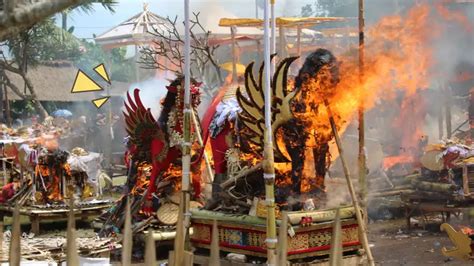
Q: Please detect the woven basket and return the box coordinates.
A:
[156,203,180,225]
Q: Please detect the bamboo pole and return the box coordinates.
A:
[329,208,343,266]
[4,86,11,127]
[209,219,221,266]
[278,26,285,58]
[191,110,214,182]
[231,26,238,84]
[277,212,288,266]
[173,0,193,265]
[358,0,368,225]
[66,199,79,265]
[144,230,156,266]
[3,159,7,185]
[172,207,185,265]
[296,25,302,67]
[122,198,132,266]
[470,88,474,140]
[270,0,276,73]
[445,85,452,139]
[324,100,375,266]
[9,204,20,266]
[438,100,444,139]
[263,0,277,264]
[184,251,194,265]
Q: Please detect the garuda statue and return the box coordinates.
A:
[124,76,203,214]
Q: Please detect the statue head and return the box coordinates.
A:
[295,48,340,93]
[165,75,202,107]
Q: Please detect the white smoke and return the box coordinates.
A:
[126,78,172,118]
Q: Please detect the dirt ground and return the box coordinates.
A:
[21,216,470,265]
[369,218,471,266]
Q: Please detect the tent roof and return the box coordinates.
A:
[5,63,131,102]
[94,3,172,48]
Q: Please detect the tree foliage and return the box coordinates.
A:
[301,0,356,17]
[74,41,135,82]
[69,0,118,14]
[6,18,82,66]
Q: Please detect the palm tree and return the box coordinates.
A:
[61,0,118,33]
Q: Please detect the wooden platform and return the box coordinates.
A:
[403,201,471,230]
[0,200,112,234]
[190,208,361,261]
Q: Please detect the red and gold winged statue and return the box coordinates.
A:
[123,76,203,214]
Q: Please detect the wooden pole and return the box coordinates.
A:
[172,206,185,265]
[9,204,20,266]
[191,110,214,182]
[263,0,277,264]
[66,199,79,265]
[329,208,343,266]
[209,219,221,266]
[270,0,276,73]
[324,100,375,266]
[255,0,259,18]
[230,26,238,84]
[277,212,288,266]
[144,230,156,266]
[470,87,474,140]
[0,76,4,123]
[296,25,302,67]
[135,45,140,83]
[4,85,11,127]
[445,85,452,139]
[438,100,444,139]
[173,0,193,265]
[358,0,368,226]
[122,198,132,266]
[3,159,7,186]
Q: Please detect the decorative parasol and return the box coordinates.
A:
[52,109,73,118]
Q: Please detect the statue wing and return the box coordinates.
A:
[237,56,299,162]
[123,89,164,155]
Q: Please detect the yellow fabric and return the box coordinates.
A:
[220,62,246,74]
[219,18,262,27]
[276,17,347,26]
[219,17,348,28]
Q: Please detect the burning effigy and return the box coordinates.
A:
[0,118,112,235]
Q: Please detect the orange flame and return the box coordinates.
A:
[302,5,468,142]
[275,2,471,190]
[383,155,414,170]
[35,134,59,151]
[460,225,474,236]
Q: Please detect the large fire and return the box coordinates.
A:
[274,1,472,191]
